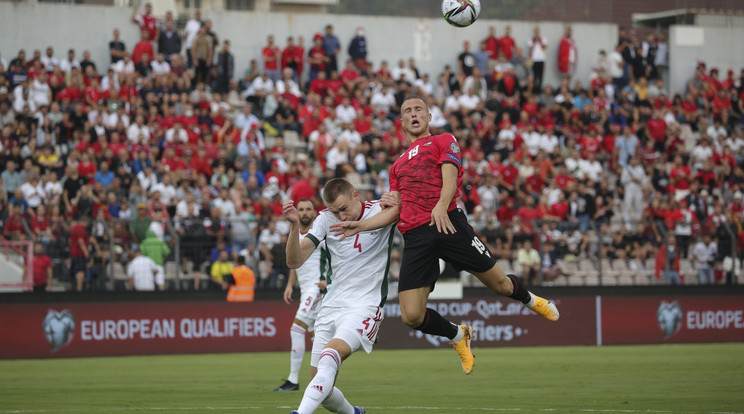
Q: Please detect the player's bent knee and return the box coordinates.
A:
[324,338,353,360]
[400,310,425,328]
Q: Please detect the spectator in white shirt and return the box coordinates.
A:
[413,73,434,96]
[21,173,46,209]
[690,138,714,170]
[242,73,274,109]
[370,85,395,116]
[127,248,163,291]
[113,53,135,75]
[183,11,202,65]
[457,86,480,112]
[538,126,559,153]
[462,67,488,101]
[151,174,177,206]
[176,192,200,219]
[150,52,171,75]
[106,105,129,129]
[31,71,52,109]
[578,152,604,183]
[100,69,120,92]
[137,166,158,192]
[335,97,357,124]
[127,115,151,143]
[213,189,237,218]
[165,122,188,143]
[40,47,59,72]
[58,49,80,74]
[275,68,301,98]
[391,59,415,83]
[692,234,717,285]
[13,82,35,113]
[337,123,362,149]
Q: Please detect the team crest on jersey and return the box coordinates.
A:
[449,142,461,153]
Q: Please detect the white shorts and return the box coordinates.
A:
[310,306,383,367]
[294,291,323,331]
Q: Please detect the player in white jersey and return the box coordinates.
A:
[283,178,396,414]
[275,199,328,392]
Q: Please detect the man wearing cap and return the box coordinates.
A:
[129,203,153,246]
[308,33,328,84]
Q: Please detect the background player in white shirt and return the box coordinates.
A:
[274,199,328,392]
[283,178,395,414]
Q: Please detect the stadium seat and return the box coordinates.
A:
[552,276,569,286]
[611,259,627,271]
[617,273,634,286]
[584,275,599,285]
[567,275,584,286]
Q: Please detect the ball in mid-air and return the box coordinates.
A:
[442,0,481,28]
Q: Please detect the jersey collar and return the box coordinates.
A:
[356,201,367,221]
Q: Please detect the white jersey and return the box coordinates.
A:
[306,201,395,309]
[297,230,327,295]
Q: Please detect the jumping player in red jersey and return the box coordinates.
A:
[330,95,559,375]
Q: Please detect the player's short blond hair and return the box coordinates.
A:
[401,95,429,112]
[323,178,355,204]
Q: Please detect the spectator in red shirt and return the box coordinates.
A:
[132,2,158,44]
[308,34,328,83]
[669,154,692,201]
[69,217,91,291]
[646,110,667,152]
[483,26,499,72]
[132,31,155,66]
[3,204,26,241]
[516,195,540,233]
[496,197,516,225]
[550,192,570,221]
[498,25,516,60]
[262,35,281,83]
[32,242,53,292]
[281,36,301,81]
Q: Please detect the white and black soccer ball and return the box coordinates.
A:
[442,0,481,28]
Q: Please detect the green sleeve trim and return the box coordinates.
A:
[306,233,321,248]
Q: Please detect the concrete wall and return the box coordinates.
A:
[0,2,616,90]
[669,25,744,98]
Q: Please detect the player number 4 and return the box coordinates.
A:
[354,234,362,253]
[471,236,491,257]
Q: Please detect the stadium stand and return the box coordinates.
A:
[0,9,743,293]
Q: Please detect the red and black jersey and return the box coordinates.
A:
[390,133,463,234]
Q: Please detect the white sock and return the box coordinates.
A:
[297,348,341,414]
[321,387,355,414]
[525,292,536,308]
[288,323,306,384]
[451,324,464,343]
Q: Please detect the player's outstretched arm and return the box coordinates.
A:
[329,197,401,240]
[283,200,317,269]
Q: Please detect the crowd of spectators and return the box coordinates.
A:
[1,4,743,292]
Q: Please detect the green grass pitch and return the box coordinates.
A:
[1,344,742,414]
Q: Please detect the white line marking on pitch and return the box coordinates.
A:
[0,408,740,414]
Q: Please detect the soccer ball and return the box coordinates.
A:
[442,0,481,28]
